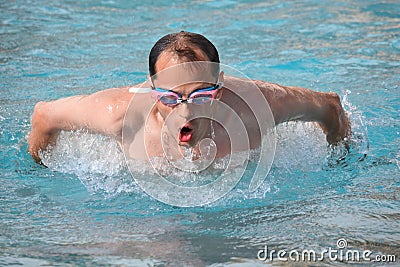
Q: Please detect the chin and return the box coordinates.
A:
[178,140,191,147]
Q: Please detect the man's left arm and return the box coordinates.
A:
[255,80,351,144]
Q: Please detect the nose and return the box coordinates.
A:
[175,102,191,119]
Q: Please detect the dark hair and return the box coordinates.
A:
[149,31,220,77]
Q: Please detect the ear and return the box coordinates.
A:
[146,74,156,89]
[218,71,224,84]
[216,71,225,99]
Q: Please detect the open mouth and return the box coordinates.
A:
[179,123,194,143]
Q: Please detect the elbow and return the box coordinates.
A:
[327,92,341,106]
[33,101,46,116]
[31,102,51,132]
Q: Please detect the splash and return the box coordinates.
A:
[274,121,327,171]
[39,95,369,202]
[326,90,370,166]
[40,130,136,197]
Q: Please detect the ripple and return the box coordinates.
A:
[392,38,400,51]
[364,3,400,19]
[1,0,399,265]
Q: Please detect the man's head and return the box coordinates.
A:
[149,31,220,77]
[148,31,224,147]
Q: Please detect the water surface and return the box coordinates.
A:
[1,0,399,266]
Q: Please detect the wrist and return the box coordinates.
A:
[319,92,350,144]
[28,102,57,162]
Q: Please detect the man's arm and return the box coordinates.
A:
[28,87,132,163]
[254,79,350,144]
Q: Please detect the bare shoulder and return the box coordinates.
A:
[84,82,151,114]
[223,75,288,100]
[88,86,133,104]
[224,75,283,91]
[41,84,151,137]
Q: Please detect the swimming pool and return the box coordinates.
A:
[1,0,399,266]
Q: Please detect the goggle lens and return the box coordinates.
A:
[152,82,223,106]
[158,95,179,105]
[190,94,214,104]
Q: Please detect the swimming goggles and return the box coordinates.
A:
[151,82,224,106]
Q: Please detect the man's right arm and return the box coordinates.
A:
[28,88,131,163]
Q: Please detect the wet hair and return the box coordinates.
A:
[149,31,220,77]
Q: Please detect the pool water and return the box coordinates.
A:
[1,0,399,266]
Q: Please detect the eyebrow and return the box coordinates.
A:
[156,82,214,89]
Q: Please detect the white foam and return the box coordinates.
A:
[39,94,368,201]
[274,121,326,171]
[39,122,326,196]
[40,130,135,196]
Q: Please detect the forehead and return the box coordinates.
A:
[152,52,217,89]
[155,48,209,71]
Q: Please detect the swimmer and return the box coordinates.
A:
[28,31,350,164]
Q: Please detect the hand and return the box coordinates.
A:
[28,102,59,163]
[319,92,351,145]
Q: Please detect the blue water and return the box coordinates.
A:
[1,0,399,266]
